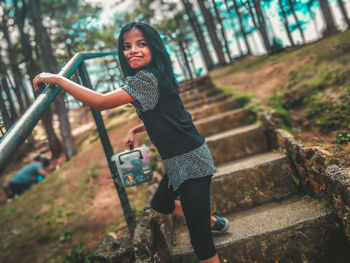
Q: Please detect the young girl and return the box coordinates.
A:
[33,22,228,263]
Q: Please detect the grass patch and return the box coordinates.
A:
[0,112,149,263]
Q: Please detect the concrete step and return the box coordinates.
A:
[195,108,252,137]
[171,196,348,262]
[185,93,228,110]
[211,152,297,214]
[180,84,217,101]
[181,88,222,105]
[178,76,212,92]
[206,124,268,165]
[190,99,242,121]
[180,84,216,100]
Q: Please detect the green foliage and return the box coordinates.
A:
[131,207,146,221]
[306,90,350,132]
[62,246,95,263]
[335,130,350,144]
[317,198,331,207]
[59,230,73,243]
[308,66,347,89]
[236,93,253,107]
[215,84,236,98]
[268,93,291,127]
[45,207,75,225]
[291,175,300,186]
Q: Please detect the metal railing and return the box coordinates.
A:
[0,51,135,232]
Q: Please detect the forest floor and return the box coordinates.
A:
[210,29,350,167]
[0,106,151,263]
[1,30,350,263]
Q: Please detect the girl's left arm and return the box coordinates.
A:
[33,72,135,111]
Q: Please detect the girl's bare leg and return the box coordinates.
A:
[172,200,220,263]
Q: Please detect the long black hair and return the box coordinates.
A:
[118,22,177,87]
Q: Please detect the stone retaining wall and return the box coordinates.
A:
[259,110,350,245]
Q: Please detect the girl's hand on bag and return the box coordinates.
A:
[33,72,62,92]
[124,129,135,147]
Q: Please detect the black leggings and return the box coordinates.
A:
[151,174,216,260]
[8,182,30,195]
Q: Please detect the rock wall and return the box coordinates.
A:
[259,110,350,245]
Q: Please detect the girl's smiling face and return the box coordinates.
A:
[122,28,152,70]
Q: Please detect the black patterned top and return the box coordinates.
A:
[121,68,216,191]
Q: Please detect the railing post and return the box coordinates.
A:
[78,62,136,233]
[0,51,116,174]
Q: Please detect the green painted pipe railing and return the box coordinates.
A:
[0,51,135,232]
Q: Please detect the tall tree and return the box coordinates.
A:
[223,0,244,57]
[0,3,26,113]
[287,0,305,44]
[13,0,62,158]
[197,0,226,66]
[306,0,319,35]
[156,16,194,79]
[28,0,76,160]
[181,0,215,71]
[318,0,339,36]
[232,0,252,55]
[278,0,295,47]
[251,0,272,53]
[336,0,350,28]
[0,88,12,131]
[0,77,17,125]
[211,0,233,62]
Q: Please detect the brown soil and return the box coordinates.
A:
[212,53,312,99]
[210,53,350,167]
[1,113,145,262]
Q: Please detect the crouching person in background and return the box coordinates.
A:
[3,156,50,197]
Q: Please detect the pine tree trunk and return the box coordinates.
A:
[337,0,350,27]
[182,37,198,76]
[287,0,305,43]
[306,3,319,35]
[1,77,17,124]
[0,87,12,131]
[252,0,271,53]
[28,0,76,160]
[14,0,62,158]
[20,84,30,108]
[279,0,295,47]
[175,17,194,79]
[246,0,270,52]
[41,109,62,159]
[179,40,193,79]
[174,49,189,79]
[181,0,215,71]
[318,0,338,36]
[224,0,243,57]
[1,16,26,113]
[197,0,226,66]
[232,0,252,55]
[211,0,232,62]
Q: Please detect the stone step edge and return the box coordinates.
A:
[180,84,217,98]
[185,93,228,109]
[206,123,262,142]
[182,89,221,104]
[170,196,333,257]
[194,108,248,125]
[190,99,242,120]
[213,151,287,178]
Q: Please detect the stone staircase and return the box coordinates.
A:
[170,76,349,262]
